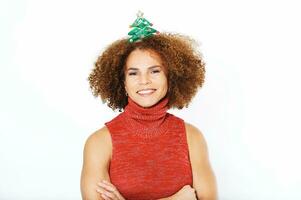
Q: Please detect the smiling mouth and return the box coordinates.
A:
[137,89,156,96]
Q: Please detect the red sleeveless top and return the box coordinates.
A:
[104,96,193,200]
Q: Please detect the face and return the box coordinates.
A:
[124,48,168,108]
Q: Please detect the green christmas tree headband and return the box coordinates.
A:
[128,11,159,43]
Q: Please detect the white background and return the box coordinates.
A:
[1,0,301,199]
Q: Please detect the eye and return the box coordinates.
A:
[128,72,137,76]
[151,70,160,74]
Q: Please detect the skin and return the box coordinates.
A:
[124,48,168,108]
[80,49,218,200]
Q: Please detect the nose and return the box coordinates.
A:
[139,73,151,85]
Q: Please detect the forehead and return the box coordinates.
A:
[125,49,163,70]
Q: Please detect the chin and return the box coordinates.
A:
[137,100,156,108]
[133,96,160,108]
[141,102,156,108]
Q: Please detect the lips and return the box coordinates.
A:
[137,89,156,95]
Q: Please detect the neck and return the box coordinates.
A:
[123,96,169,136]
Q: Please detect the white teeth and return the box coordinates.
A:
[137,89,155,94]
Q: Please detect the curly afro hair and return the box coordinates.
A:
[88,32,206,112]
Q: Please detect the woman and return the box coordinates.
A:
[81,13,218,200]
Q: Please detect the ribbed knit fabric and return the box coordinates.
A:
[104,96,193,200]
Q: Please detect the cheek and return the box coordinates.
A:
[124,78,136,91]
[160,76,168,89]
[157,79,168,93]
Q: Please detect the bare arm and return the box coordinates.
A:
[80,127,112,200]
[85,127,196,200]
[185,123,218,200]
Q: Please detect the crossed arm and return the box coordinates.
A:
[80,127,112,200]
[80,124,218,200]
[185,123,218,200]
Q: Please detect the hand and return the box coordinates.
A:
[170,185,197,200]
[96,180,126,200]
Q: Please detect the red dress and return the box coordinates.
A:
[105,96,193,200]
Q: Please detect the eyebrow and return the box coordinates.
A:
[126,65,162,71]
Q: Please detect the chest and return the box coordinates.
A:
[108,130,193,200]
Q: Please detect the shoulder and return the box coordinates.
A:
[85,126,111,146]
[184,122,209,158]
[84,126,112,162]
[184,122,207,144]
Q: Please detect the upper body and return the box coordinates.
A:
[81,118,217,200]
[82,22,217,199]
[102,96,193,199]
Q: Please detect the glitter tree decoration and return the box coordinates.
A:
[128,11,159,43]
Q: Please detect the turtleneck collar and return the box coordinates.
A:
[123,96,170,138]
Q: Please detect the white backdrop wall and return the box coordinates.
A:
[1,0,300,199]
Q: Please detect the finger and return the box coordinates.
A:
[97,183,117,199]
[101,180,118,189]
[98,181,116,192]
[100,193,111,200]
[99,181,125,200]
[96,187,113,199]
[97,188,115,199]
[103,191,115,199]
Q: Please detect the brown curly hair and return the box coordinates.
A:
[88,32,206,112]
